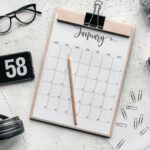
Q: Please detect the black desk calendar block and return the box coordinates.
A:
[0,51,35,84]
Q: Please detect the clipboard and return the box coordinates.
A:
[30,1,135,137]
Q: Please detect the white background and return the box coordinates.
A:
[0,0,150,150]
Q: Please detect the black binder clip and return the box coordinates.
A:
[84,0,105,29]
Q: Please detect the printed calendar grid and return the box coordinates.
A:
[38,42,123,123]
[77,49,102,120]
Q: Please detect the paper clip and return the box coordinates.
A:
[116,122,127,128]
[126,105,137,110]
[130,91,136,102]
[139,114,144,126]
[121,108,127,120]
[137,90,142,101]
[139,127,149,136]
[116,139,125,149]
[134,117,138,129]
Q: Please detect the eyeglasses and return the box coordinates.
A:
[0,4,42,34]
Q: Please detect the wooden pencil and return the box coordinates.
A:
[67,55,77,125]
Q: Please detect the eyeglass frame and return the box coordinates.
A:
[0,3,42,34]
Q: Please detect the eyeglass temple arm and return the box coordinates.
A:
[0,6,42,18]
[26,9,42,14]
[19,4,42,14]
[5,8,42,16]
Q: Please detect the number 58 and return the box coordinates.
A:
[5,57,27,78]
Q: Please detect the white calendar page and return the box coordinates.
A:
[31,21,130,136]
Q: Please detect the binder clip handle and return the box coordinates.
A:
[84,0,105,29]
[94,0,103,12]
[94,0,103,5]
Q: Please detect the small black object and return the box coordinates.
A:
[84,0,105,29]
[147,57,150,71]
[0,114,24,140]
[147,57,150,64]
[0,51,35,84]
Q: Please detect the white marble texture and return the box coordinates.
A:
[0,0,150,150]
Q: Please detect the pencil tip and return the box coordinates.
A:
[68,54,71,59]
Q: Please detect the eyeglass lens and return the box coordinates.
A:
[0,17,11,33]
[16,6,36,24]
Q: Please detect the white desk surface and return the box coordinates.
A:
[0,0,150,150]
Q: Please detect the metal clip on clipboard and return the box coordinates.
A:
[84,0,105,29]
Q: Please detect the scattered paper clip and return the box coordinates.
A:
[121,108,127,120]
[137,90,142,101]
[130,91,136,102]
[126,105,137,110]
[134,117,138,129]
[116,122,127,128]
[139,127,149,136]
[139,114,144,126]
[116,139,125,149]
